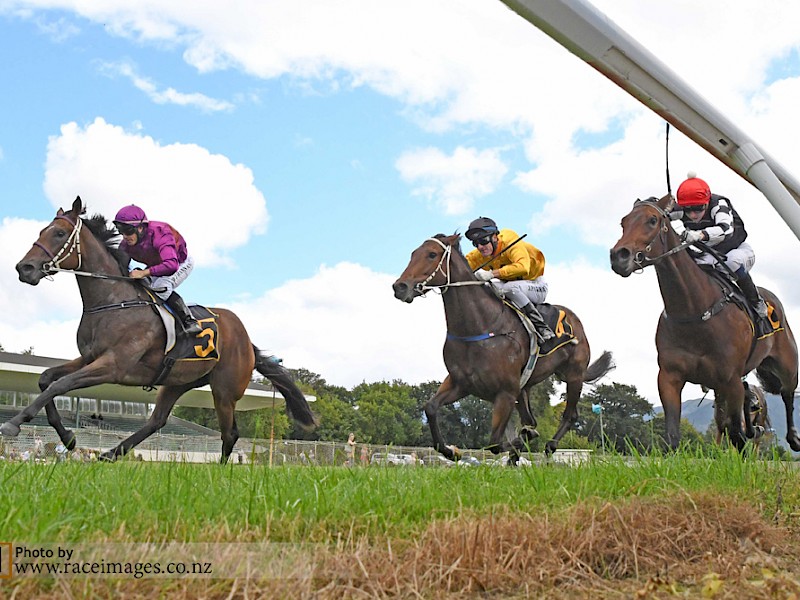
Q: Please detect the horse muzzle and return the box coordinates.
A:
[16,260,44,285]
[392,280,420,303]
[609,247,635,278]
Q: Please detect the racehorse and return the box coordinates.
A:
[393,234,614,462]
[3,197,317,462]
[610,194,799,451]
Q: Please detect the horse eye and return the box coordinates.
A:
[648,216,658,226]
[428,252,438,259]
[55,229,67,238]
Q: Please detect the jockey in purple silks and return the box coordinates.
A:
[113,204,202,335]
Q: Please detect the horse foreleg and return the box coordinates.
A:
[424,376,466,462]
[657,369,684,451]
[43,402,77,450]
[546,378,582,456]
[0,357,115,437]
[101,384,193,461]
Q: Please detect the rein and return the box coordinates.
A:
[631,199,732,324]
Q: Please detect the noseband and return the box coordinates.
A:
[35,214,83,274]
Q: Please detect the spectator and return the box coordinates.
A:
[345,433,356,466]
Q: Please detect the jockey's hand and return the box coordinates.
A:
[684,230,704,244]
[670,219,686,237]
[474,269,494,281]
[129,269,149,279]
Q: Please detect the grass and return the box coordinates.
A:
[1,449,797,543]
[4,450,800,598]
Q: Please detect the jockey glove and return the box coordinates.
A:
[475,269,494,281]
[684,230,704,244]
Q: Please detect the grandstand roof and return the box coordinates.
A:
[0,351,315,411]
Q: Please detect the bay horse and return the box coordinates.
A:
[610,194,798,451]
[393,234,614,462]
[2,197,317,462]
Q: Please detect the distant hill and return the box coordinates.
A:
[653,393,800,449]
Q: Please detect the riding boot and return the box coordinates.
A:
[522,303,555,343]
[736,270,768,318]
[165,292,202,335]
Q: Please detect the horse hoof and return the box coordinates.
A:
[65,432,77,451]
[0,422,21,437]
[544,441,557,456]
[99,452,116,462]
[520,427,539,442]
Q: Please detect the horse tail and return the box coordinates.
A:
[252,345,318,430]
[583,350,615,384]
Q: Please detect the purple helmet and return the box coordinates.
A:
[113,204,148,227]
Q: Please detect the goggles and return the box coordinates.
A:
[683,205,707,214]
[115,223,138,236]
[472,235,493,247]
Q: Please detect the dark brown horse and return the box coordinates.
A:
[393,234,614,461]
[610,194,798,451]
[2,197,317,462]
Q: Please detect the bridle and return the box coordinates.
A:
[414,237,484,295]
[629,199,693,271]
[35,214,83,274]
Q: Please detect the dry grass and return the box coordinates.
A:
[7,491,800,599]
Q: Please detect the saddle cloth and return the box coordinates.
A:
[154,303,220,362]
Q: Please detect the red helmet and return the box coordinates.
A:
[676,175,711,207]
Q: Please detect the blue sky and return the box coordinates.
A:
[1,0,800,407]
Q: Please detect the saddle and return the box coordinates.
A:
[506,301,577,389]
[700,266,782,339]
[144,290,221,388]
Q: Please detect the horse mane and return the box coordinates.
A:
[82,213,129,275]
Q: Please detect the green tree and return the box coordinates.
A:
[577,383,655,454]
[352,380,423,446]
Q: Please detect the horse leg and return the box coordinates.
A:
[0,357,116,437]
[43,402,77,450]
[657,368,685,450]
[780,389,800,451]
[212,392,240,464]
[486,390,519,456]
[546,378,582,456]
[514,389,538,445]
[424,376,466,461]
[742,382,755,440]
[718,380,747,451]
[100,384,193,461]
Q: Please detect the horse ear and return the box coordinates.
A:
[72,196,85,215]
[658,193,675,212]
[56,207,65,216]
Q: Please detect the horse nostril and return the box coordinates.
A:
[16,262,34,276]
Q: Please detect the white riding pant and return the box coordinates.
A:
[694,242,755,273]
[149,254,194,300]
[492,277,548,308]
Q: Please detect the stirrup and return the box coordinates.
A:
[754,299,768,319]
[183,319,202,335]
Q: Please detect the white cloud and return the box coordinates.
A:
[98,61,234,112]
[42,117,268,267]
[222,262,447,387]
[396,146,508,215]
